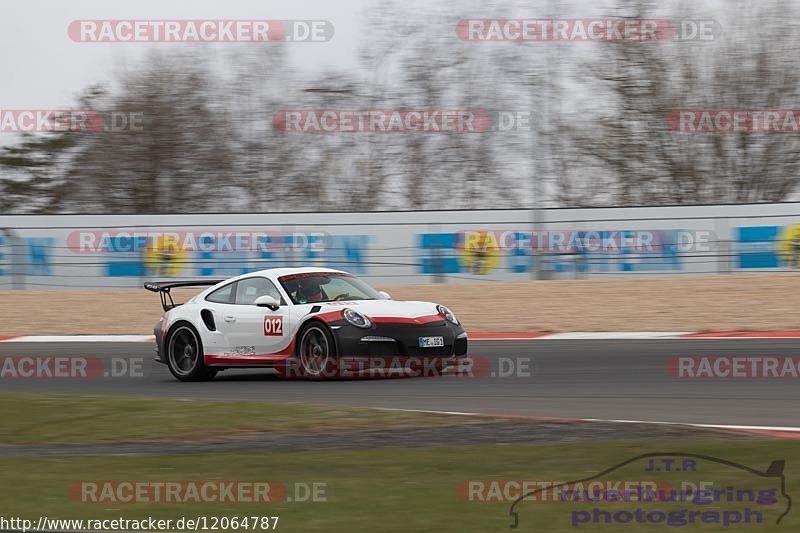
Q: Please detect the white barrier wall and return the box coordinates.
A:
[1,203,799,288]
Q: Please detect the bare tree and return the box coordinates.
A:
[62,51,234,213]
[557,0,800,206]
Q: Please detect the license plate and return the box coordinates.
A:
[419,336,444,348]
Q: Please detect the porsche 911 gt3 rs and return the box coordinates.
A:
[145,268,468,381]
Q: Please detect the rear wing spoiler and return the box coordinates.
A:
[144,280,225,311]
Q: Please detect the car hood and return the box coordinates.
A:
[317,299,442,321]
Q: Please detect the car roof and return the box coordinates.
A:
[253,266,346,278]
[228,267,347,283]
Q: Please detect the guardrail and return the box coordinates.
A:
[1,204,799,288]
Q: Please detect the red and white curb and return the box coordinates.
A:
[3,331,800,342]
[0,335,154,343]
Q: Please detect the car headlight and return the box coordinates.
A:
[343,308,372,328]
[437,305,459,325]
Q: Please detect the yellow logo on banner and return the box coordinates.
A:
[143,235,188,276]
[777,224,800,267]
[460,231,501,275]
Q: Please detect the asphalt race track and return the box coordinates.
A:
[1,340,798,428]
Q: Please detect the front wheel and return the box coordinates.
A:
[297,323,338,379]
[166,323,217,382]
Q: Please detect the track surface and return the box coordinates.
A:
[1,340,798,427]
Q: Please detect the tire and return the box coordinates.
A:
[166,322,217,382]
[296,322,339,379]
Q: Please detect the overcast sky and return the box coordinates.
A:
[0,0,368,109]
[1,0,725,117]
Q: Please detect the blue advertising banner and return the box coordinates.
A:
[0,237,54,277]
[736,224,800,269]
[417,230,687,275]
[93,231,370,278]
[736,226,781,269]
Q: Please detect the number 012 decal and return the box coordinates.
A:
[263,316,284,336]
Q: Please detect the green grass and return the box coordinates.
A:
[1,393,797,531]
[0,393,473,444]
[1,440,798,532]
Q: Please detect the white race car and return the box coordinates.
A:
[146,268,468,381]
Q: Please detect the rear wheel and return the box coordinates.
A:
[297,323,338,379]
[166,323,217,382]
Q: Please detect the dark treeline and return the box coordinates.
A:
[2,0,799,214]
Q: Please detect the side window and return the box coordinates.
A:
[206,282,236,304]
[234,277,283,305]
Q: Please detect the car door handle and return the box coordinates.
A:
[223,315,236,323]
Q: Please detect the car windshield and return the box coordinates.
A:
[278,273,381,305]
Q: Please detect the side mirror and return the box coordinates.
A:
[255,295,280,311]
[378,291,391,300]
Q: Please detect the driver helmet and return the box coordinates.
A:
[298,278,324,303]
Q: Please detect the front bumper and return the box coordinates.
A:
[333,320,468,359]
